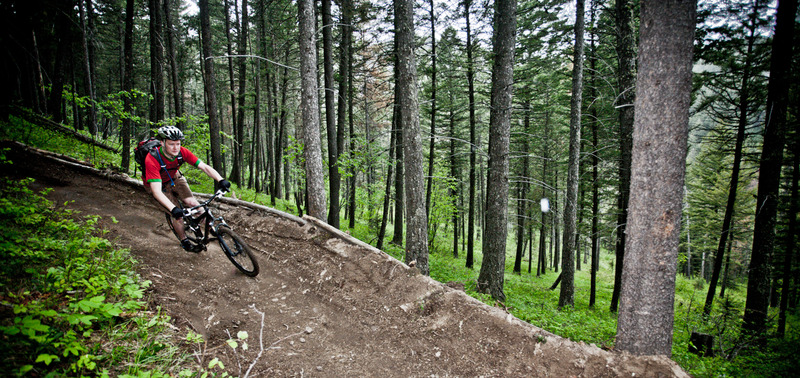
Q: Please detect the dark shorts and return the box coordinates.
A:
[145,175,194,211]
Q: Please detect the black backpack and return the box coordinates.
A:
[134,138,183,186]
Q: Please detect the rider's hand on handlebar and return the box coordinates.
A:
[217,179,231,193]
[170,206,184,219]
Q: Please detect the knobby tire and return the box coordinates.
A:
[217,227,259,277]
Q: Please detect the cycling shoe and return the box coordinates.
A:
[181,238,203,253]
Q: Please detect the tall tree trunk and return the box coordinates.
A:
[464,0,477,269]
[778,136,798,337]
[275,61,289,199]
[336,0,351,227]
[30,31,45,114]
[720,232,733,298]
[78,0,97,135]
[226,0,238,179]
[378,111,397,250]
[616,0,695,356]
[449,90,460,258]
[538,198,547,277]
[589,0,599,308]
[477,0,516,301]
[322,0,340,228]
[391,87,405,245]
[610,0,636,313]
[253,60,262,190]
[425,0,438,221]
[232,0,249,186]
[48,0,73,123]
[148,0,164,124]
[742,0,797,337]
[365,77,375,229]
[514,102,531,274]
[163,0,183,126]
[199,0,223,172]
[298,0,327,221]
[395,0,429,274]
[347,8,356,229]
[552,170,560,272]
[559,0,585,309]
[85,0,98,128]
[121,0,134,172]
[225,0,239,183]
[686,214,692,277]
[703,1,764,316]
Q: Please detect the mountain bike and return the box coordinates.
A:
[165,189,259,277]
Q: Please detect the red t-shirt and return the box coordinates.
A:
[142,146,201,188]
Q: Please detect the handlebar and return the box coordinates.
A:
[184,189,228,217]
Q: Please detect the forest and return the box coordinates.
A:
[0,0,798,374]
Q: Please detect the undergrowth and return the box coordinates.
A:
[0,172,225,376]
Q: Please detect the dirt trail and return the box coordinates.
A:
[3,141,687,377]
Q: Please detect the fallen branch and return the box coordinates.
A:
[11,107,120,153]
[549,272,563,291]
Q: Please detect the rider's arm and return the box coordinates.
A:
[150,181,177,211]
[197,161,224,183]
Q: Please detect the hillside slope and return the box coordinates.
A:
[3,141,686,377]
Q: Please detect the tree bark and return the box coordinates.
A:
[78,0,97,135]
[121,0,134,173]
[163,0,183,126]
[391,57,405,246]
[47,0,73,124]
[223,0,237,180]
[742,0,797,337]
[589,0,599,308]
[477,0,516,301]
[395,0,429,275]
[346,1,356,229]
[702,0,766,317]
[232,0,248,186]
[425,0,438,221]
[514,102,531,274]
[336,0,351,227]
[199,0,223,173]
[377,112,397,250]
[298,0,327,221]
[559,0,585,309]
[148,0,164,124]
[464,0,477,269]
[615,0,695,356]
[778,136,798,337]
[610,0,636,313]
[322,0,340,228]
[449,90,460,259]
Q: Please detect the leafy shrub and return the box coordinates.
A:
[0,176,199,376]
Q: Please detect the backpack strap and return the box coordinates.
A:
[151,147,182,188]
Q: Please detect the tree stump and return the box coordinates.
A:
[689,332,714,357]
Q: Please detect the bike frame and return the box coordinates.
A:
[183,190,229,246]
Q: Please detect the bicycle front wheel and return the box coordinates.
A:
[217,227,259,277]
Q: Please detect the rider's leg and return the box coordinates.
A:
[171,216,187,239]
[163,181,191,242]
[172,176,207,248]
[147,185,187,241]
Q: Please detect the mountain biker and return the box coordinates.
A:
[143,125,231,252]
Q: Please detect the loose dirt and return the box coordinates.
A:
[2,141,687,377]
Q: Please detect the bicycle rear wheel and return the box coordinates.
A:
[217,227,259,277]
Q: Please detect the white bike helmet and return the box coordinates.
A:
[157,125,184,141]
